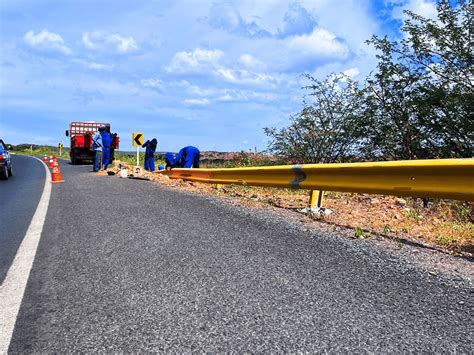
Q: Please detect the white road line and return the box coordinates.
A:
[0,156,52,354]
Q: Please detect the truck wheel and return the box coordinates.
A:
[71,152,76,165]
[7,165,13,177]
[0,165,8,180]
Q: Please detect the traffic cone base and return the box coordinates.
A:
[51,161,64,183]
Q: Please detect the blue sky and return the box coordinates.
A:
[0,0,438,152]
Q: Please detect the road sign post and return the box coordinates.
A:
[132,132,144,167]
[58,143,63,157]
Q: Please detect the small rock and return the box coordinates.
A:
[119,169,128,178]
[323,208,333,216]
[395,198,407,206]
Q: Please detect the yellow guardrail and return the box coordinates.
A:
[156,159,474,201]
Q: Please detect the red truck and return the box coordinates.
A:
[65,121,120,164]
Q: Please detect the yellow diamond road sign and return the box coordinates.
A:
[133,132,144,147]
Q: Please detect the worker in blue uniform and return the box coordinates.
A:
[164,152,176,170]
[92,126,104,172]
[105,124,117,163]
[175,146,200,168]
[142,138,158,172]
[101,128,112,169]
[164,146,200,169]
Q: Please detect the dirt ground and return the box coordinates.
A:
[101,162,473,258]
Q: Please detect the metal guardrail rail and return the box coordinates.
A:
[156,158,474,201]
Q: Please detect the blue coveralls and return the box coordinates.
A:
[142,138,157,172]
[101,131,112,169]
[164,152,176,170]
[175,146,200,168]
[92,131,103,172]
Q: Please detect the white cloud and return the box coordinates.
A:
[208,2,271,38]
[328,67,360,83]
[215,68,277,87]
[183,98,210,106]
[86,62,113,70]
[277,2,317,38]
[342,67,360,78]
[239,54,265,70]
[73,59,113,71]
[82,33,95,49]
[287,28,349,59]
[82,31,138,53]
[23,30,71,55]
[166,48,224,73]
[142,77,278,106]
[166,48,276,87]
[391,0,438,21]
[216,90,276,103]
[208,2,317,39]
[141,78,163,88]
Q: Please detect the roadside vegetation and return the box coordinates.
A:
[12,144,68,159]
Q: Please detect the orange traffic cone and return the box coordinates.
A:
[51,160,64,183]
[49,155,54,168]
[43,155,48,163]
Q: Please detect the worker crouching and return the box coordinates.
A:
[164,146,200,169]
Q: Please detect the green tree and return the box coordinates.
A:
[264,74,366,163]
[364,0,473,159]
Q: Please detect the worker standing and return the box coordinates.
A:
[92,126,104,172]
[164,146,200,169]
[105,124,118,163]
[101,127,112,169]
[142,138,158,172]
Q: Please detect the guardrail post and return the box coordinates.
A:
[309,190,324,210]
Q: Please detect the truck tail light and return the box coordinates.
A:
[0,154,3,161]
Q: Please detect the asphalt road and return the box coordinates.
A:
[0,155,45,284]
[6,156,473,352]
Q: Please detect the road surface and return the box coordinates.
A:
[3,156,473,352]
